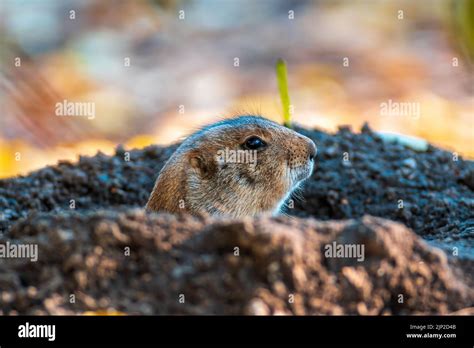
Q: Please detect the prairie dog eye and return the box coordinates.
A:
[243,136,267,150]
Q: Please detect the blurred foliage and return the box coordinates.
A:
[0,0,472,178]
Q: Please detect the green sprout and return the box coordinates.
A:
[275,58,292,128]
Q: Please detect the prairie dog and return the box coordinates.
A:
[146,116,316,217]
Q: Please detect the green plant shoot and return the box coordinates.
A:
[276,58,292,128]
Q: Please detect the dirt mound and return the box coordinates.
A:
[0,124,473,315]
[1,211,472,315]
[0,144,178,232]
[296,125,474,256]
[1,124,472,256]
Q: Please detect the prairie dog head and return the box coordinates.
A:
[146,116,316,218]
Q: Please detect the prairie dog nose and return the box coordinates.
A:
[297,133,317,162]
[287,134,317,167]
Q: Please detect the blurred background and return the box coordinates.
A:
[0,0,473,178]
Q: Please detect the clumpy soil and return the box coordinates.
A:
[295,125,474,258]
[0,124,473,314]
[2,212,473,315]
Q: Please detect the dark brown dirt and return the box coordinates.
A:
[0,124,473,314]
[1,124,472,253]
[1,211,472,315]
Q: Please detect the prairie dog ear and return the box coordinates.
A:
[187,149,217,179]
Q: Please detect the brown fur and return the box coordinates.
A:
[146,116,316,217]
